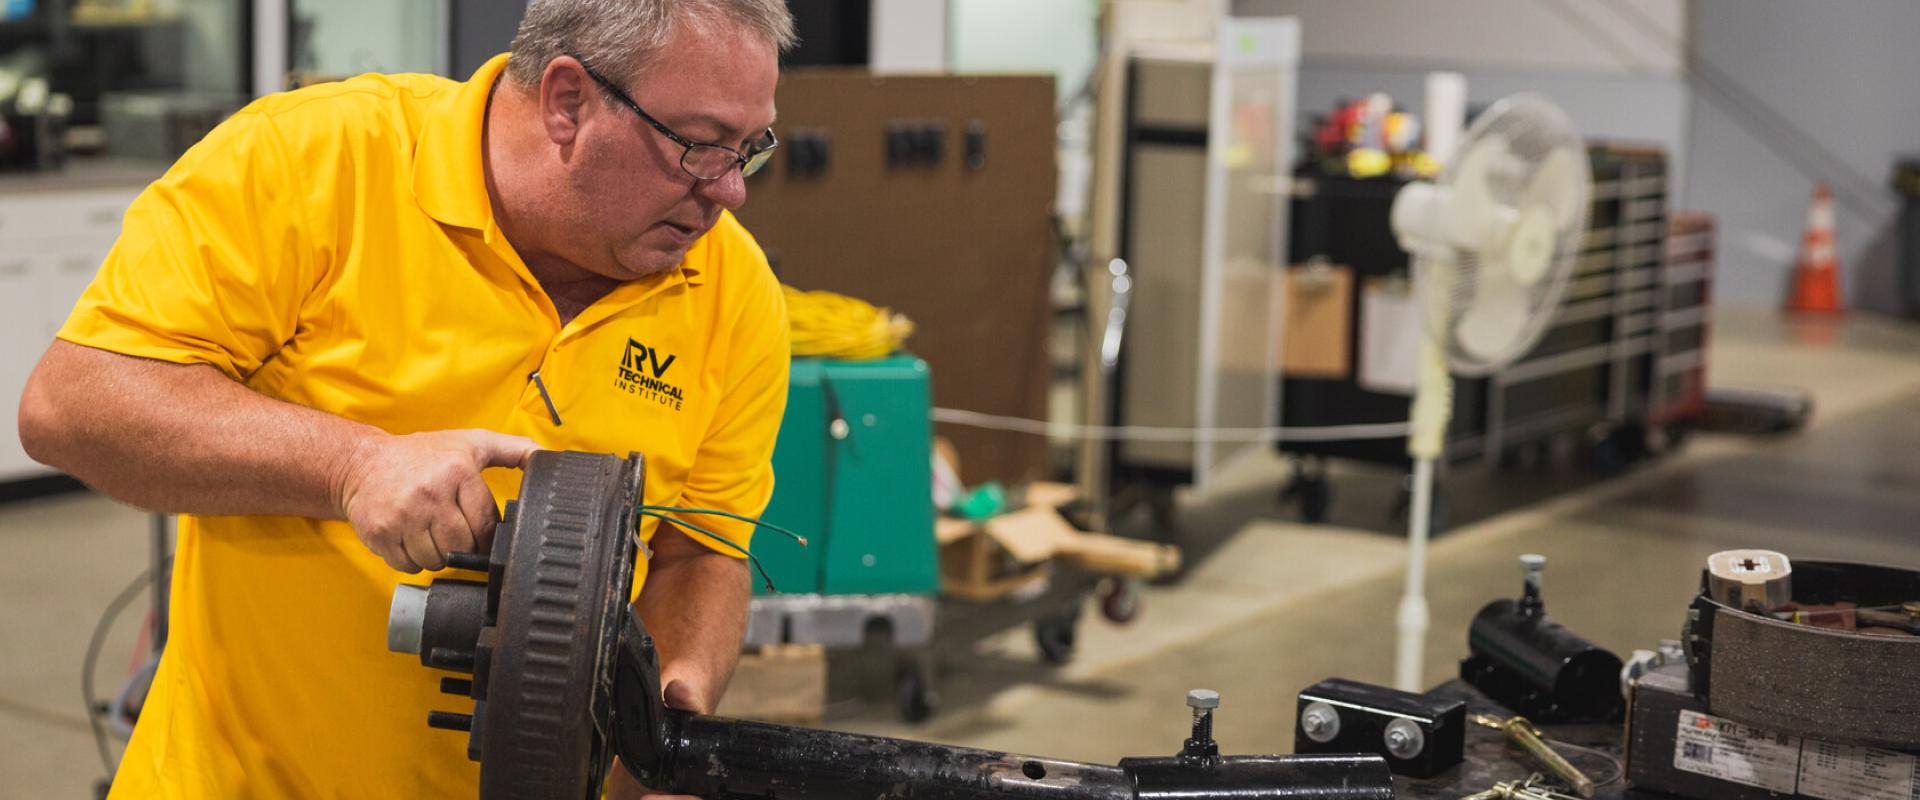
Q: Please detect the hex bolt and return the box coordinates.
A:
[1300,701,1341,743]
[1521,554,1547,590]
[1188,689,1220,744]
[1177,689,1223,762]
[1384,718,1426,760]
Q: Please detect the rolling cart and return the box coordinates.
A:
[749,356,1170,722]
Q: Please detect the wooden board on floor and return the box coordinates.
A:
[715,644,826,725]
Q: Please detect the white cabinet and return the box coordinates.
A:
[0,187,141,482]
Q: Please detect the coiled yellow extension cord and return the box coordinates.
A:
[782,285,914,359]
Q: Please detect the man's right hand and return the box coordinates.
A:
[333,429,540,573]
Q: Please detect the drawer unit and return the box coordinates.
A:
[0,189,139,482]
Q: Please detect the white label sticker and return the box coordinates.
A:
[1799,739,1918,800]
[1673,710,1801,793]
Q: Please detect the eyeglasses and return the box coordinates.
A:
[572,56,778,181]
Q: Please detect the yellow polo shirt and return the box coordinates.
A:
[59,54,789,798]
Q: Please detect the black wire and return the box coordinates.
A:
[1546,735,1625,788]
[83,566,154,779]
[637,510,779,592]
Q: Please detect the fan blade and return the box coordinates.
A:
[1526,144,1590,229]
[1447,132,1525,253]
[1454,268,1532,367]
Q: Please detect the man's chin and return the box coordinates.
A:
[613,247,689,280]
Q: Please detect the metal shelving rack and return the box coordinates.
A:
[1273,143,1709,523]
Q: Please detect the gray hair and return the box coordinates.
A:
[507,0,796,88]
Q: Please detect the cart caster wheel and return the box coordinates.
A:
[1667,422,1693,451]
[1497,440,1550,471]
[1589,424,1645,475]
[1298,478,1331,523]
[1147,488,1179,543]
[1649,422,1693,455]
[1098,578,1143,624]
[1279,459,1332,523]
[1280,477,1331,522]
[1033,607,1081,665]
[894,663,938,723]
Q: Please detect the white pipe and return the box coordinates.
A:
[1423,72,1467,168]
[251,0,288,97]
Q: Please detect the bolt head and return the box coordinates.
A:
[1187,689,1220,710]
[1384,718,1426,759]
[1300,702,1341,743]
[1521,554,1547,570]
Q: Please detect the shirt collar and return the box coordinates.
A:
[411,53,707,286]
[411,53,506,232]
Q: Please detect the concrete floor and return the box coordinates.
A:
[3,307,1918,798]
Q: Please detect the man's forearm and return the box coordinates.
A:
[17,340,381,518]
[632,524,752,715]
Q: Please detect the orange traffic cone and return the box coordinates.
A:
[1785,183,1843,314]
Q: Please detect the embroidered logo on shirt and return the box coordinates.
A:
[615,338,685,412]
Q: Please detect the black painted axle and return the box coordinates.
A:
[613,612,1395,800]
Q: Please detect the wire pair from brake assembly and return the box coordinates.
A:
[631,505,808,592]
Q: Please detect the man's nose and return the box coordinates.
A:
[694,167,748,210]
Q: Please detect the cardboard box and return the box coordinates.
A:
[936,482,1180,601]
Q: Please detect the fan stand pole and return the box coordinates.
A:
[1395,325,1452,692]
[1394,456,1436,692]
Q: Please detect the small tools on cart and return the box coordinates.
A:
[1460,774,1586,800]
[1470,715,1595,798]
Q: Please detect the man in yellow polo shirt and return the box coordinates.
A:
[16,1,795,796]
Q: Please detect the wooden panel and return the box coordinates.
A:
[736,69,1057,485]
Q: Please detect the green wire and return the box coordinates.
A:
[637,505,810,547]
[636,509,778,593]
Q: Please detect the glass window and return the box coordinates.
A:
[290,0,446,79]
[1,0,247,126]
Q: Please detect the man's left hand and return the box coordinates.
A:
[607,679,710,799]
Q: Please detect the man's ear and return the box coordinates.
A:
[539,57,591,146]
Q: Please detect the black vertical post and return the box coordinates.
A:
[150,513,171,654]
